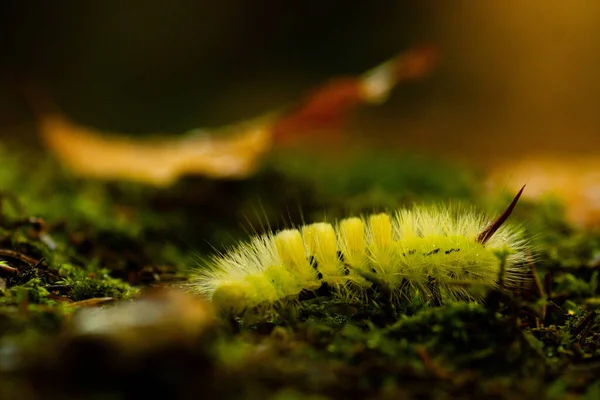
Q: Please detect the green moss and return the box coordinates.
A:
[55,265,137,301]
[2,142,600,398]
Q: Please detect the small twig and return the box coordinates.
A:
[415,346,450,380]
[571,311,597,337]
[32,257,45,269]
[47,294,74,303]
[527,255,546,324]
[0,249,41,266]
[45,284,70,291]
[0,262,18,274]
[66,297,116,308]
[578,320,594,346]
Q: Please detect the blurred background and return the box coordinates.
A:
[2,1,600,161]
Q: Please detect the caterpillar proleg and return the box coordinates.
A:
[191,186,530,313]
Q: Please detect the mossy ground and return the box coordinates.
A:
[1,143,600,400]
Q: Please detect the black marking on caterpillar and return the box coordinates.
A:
[423,248,441,256]
[445,248,460,254]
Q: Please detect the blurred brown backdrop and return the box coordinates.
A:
[2,1,600,162]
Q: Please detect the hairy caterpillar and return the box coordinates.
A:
[192,187,530,313]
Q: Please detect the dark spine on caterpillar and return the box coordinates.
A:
[476,185,525,245]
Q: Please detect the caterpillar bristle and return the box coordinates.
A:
[477,185,526,245]
[191,188,532,314]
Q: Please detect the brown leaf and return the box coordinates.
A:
[24,46,436,186]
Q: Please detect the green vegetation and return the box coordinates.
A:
[1,143,599,399]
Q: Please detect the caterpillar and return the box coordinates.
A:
[191,186,530,314]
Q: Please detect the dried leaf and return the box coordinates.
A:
[26,46,436,186]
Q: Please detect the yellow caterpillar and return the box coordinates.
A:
[191,187,530,313]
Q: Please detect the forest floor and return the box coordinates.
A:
[1,142,599,400]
